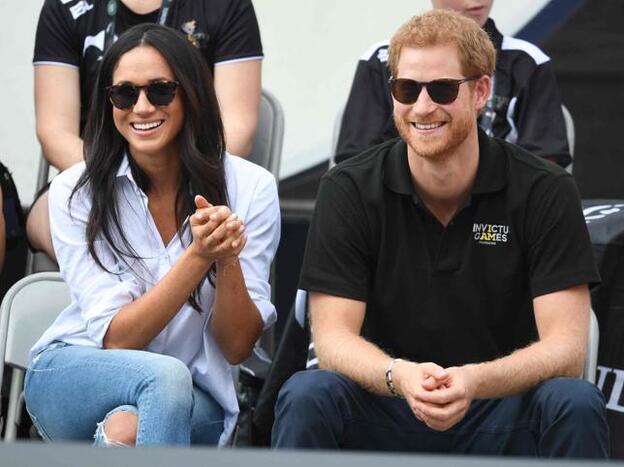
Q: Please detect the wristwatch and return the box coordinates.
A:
[385,358,403,397]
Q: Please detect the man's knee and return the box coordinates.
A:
[276,369,350,416]
[536,377,606,423]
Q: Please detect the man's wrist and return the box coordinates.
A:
[385,358,404,398]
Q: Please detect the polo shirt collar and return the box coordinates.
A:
[383,129,508,198]
[383,139,414,195]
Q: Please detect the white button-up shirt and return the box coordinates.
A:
[31,154,281,445]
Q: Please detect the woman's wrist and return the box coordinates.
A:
[216,255,239,269]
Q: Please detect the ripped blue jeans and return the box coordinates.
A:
[24,343,224,446]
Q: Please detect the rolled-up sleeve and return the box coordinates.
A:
[237,171,280,328]
[49,167,143,347]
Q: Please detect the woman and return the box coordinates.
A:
[24,23,280,447]
[28,0,263,261]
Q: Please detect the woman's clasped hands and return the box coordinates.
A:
[190,194,246,266]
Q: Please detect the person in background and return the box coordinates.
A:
[24,23,280,447]
[27,0,263,261]
[335,0,570,168]
[273,10,607,457]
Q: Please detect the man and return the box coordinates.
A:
[335,0,571,169]
[272,10,608,457]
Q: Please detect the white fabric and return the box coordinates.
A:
[31,154,281,446]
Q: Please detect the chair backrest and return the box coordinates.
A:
[0,272,69,383]
[584,308,600,384]
[247,89,284,178]
[561,104,575,174]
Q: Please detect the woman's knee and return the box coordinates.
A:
[96,406,138,446]
[143,354,194,408]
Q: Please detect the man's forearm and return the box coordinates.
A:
[467,335,585,400]
[315,330,394,395]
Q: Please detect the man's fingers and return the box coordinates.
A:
[416,384,461,405]
[419,362,449,384]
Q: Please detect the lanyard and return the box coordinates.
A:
[104,0,174,52]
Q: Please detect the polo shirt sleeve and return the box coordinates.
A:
[334,57,392,164]
[513,60,571,168]
[33,0,81,68]
[525,174,599,297]
[212,0,263,65]
[49,168,144,347]
[299,174,372,301]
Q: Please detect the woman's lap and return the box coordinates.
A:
[25,344,224,445]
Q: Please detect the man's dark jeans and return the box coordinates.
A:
[272,369,609,458]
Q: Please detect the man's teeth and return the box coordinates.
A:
[413,122,444,130]
[132,120,163,131]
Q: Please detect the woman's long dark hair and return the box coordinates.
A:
[71,23,227,311]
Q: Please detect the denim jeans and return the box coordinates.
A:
[24,343,224,446]
[272,370,609,458]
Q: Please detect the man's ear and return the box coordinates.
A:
[473,75,492,112]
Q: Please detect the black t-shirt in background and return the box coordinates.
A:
[33,0,263,130]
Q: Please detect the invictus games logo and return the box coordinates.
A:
[473,223,509,245]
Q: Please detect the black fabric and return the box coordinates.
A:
[0,162,25,248]
[584,200,624,459]
[301,130,598,368]
[335,19,570,167]
[34,0,263,131]
[252,296,310,445]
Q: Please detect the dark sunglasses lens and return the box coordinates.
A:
[109,85,138,109]
[427,81,460,104]
[147,82,178,106]
[391,79,422,104]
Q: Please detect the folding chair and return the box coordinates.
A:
[562,104,575,174]
[247,89,284,179]
[0,272,69,440]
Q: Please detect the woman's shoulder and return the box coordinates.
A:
[224,153,276,188]
[49,162,87,203]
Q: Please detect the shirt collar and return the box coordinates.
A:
[383,129,508,198]
[483,18,503,52]
[115,154,140,188]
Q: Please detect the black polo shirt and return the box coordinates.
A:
[300,130,598,368]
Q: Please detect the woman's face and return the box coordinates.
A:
[110,45,184,165]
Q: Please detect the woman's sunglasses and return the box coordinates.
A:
[106,80,180,110]
[389,75,481,105]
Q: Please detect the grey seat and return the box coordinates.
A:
[247,89,284,179]
[0,272,69,440]
[562,104,575,174]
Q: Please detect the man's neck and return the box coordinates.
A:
[407,130,480,226]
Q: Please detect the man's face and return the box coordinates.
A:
[430,0,493,27]
[392,44,489,161]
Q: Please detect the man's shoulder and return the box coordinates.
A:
[326,138,398,185]
[492,137,571,194]
[358,39,390,65]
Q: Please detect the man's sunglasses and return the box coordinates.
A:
[106,80,180,110]
[389,75,481,105]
